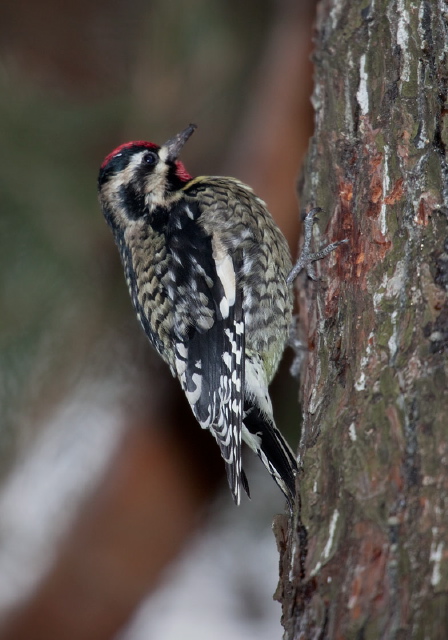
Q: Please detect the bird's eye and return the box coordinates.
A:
[144,151,158,165]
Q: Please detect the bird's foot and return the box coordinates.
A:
[287,207,348,284]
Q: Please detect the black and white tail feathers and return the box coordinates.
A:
[242,401,298,508]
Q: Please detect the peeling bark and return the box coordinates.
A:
[277,1,448,638]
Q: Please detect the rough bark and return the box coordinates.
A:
[276,1,448,638]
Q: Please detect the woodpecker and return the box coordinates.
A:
[98,124,343,507]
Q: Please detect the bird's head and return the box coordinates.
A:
[98,124,196,232]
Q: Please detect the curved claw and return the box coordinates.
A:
[287,208,347,284]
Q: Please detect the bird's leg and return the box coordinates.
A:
[287,207,348,284]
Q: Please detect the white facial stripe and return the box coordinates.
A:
[127,151,146,172]
[103,151,146,200]
[143,153,171,207]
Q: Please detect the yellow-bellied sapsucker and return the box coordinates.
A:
[98,124,343,507]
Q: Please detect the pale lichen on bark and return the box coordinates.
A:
[277,0,448,638]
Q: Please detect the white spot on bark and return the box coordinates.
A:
[397,0,411,82]
[323,510,339,559]
[329,1,343,31]
[310,561,322,577]
[414,60,429,148]
[430,531,444,586]
[355,332,375,392]
[354,372,366,392]
[357,54,369,115]
[388,310,399,359]
[289,542,297,582]
[308,387,321,413]
[379,144,390,235]
[349,422,357,442]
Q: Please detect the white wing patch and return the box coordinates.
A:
[211,235,236,319]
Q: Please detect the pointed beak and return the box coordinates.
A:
[164,124,197,162]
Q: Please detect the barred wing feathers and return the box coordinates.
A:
[168,206,245,504]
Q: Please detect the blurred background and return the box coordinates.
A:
[0,0,316,637]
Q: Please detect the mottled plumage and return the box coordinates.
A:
[98,124,297,506]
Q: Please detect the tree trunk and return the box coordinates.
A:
[276,1,448,638]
